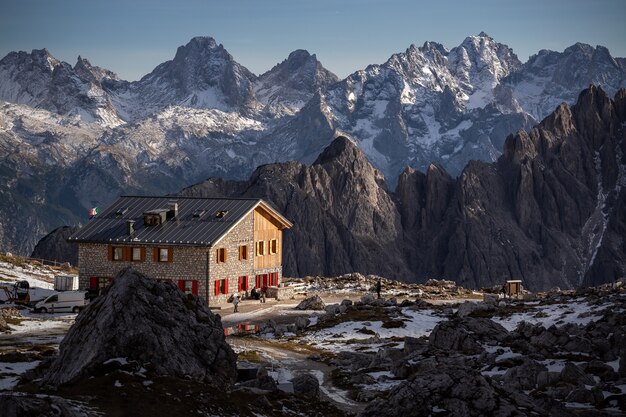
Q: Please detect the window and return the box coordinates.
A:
[216,247,227,263]
[256,274,269,288]
[178,280,198,295]
[90,276,112,290]
[214,278,228,295]
[238,276,248,292]
[270,272,279,286]
[239,245,248,260]
[132,247,142,261]
[255,241,265,256]
[270,239,278,254]
[153,247,172,262]
[113,247,124,261]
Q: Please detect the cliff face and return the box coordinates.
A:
[182,87,625,290]
[30,226,79,265]
[180,136,412,280]
[395,86,626,289]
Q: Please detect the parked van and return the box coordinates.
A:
[35,291,89,313]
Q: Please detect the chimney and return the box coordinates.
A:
[167,200,178,220]
[126,219,135,236]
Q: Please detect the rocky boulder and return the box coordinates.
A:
[295,295,326,310]
[41,267,237,386]
[359,359,573,417]
[503,359,548,390]
[291,373,320,399]
[0,394,94,417]
[429,318,508,354]
[429,320,483,354]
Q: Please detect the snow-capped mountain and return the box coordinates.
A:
[1,34,625,256]
[0,49,124,127]
[255,49,339,116]
[278,33,534,180]
[110,36,260,120]
[503,43,626,120]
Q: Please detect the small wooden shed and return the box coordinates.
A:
[505,280,523,297]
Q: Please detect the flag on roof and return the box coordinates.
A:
[89,207,99,217]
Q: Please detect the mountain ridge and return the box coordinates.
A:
[1,35,626,258]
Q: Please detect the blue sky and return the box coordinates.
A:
[1,0,624,81]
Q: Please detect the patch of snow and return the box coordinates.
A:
[0,361,41,390]
[491,299,610,331]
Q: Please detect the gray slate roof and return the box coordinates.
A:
[68,196,288,246]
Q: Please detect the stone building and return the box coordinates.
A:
[68,196,292,304]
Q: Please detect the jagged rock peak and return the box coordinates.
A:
[0,48,59,71]
[173,36,224,61]
[313,135,363,165]
[287,49,314,63]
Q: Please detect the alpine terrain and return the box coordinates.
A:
[1,34,625,279]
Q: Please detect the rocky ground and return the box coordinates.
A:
[0,263,625,416]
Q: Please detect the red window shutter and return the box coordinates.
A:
[192,280,198,295]
[167,248,173,263]
[153,248,158,262]
[238,277,242,292]
[140,247,146,261]
[178,280,185,291]
[90,277,98,288]
[224,279,228,294]
[123,247,131,262]
[108,245,113,261]
[214,280,219,296]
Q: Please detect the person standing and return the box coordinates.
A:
[233,293,240,313]
[376,279,382,299]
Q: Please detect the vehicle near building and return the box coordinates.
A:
[34,291,89,313]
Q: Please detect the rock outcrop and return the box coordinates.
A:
[181,135,411,280]
[396,85,626,289]
[30,226,78,265]
[295,295,326,311]
[42,267,237,386]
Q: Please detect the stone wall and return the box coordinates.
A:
[208,212,254,304]
[78,243,210,299]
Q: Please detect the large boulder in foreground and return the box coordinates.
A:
[42,268,237,386]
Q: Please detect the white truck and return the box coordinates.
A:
[35,291,89,313]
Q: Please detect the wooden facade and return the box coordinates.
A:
[253,207,282,270]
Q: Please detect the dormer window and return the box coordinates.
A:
[215,210,228,219]
[193,209,206,218]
